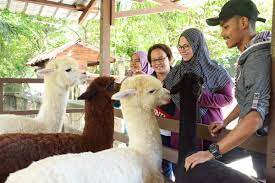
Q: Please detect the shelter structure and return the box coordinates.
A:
[0,0,274,181]
[26,40,116,70]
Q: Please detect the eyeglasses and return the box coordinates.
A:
[131,59,140,63]
[151,56,167,64]
[177,44,191,51]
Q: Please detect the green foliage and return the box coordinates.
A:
[0,0,272,78]
[0,9,72,77]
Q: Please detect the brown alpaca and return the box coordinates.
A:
[0,76,118,183]
[171,73,257,183]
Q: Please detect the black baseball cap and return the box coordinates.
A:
[206,0,266,26]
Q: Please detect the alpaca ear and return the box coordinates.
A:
[36,68,56,76]
[78,90,97,100]
[111,89,137,100]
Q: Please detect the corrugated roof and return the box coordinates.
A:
[0,0,100,22]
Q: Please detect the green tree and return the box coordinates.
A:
[0,0,272,77]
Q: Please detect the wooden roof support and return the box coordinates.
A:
[110,0,115,25]
[99,0,111,76]
[114,5,179,19]
[0,82,3,113]
[17,0,81,11]
[78,0,97,24]
[151,0,187,12]
[267,0,275,181]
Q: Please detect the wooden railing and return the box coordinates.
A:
[113,108,267,164]
[0,78,84,115]
[0,77,273,181]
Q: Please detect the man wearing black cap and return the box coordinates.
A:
[184,0,271,181]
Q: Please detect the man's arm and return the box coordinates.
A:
[185,109,263,171]
[217,110,263,154]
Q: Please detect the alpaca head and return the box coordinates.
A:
[170,73,203,99]
[112,75,170,110]
[37,57,87,89]
[77,76,120,101]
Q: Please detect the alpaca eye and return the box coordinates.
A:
[65,68,72,72]
[148,89,155,94]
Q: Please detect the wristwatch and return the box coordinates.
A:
[208,143,222,159]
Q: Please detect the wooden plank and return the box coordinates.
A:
[78,0,96,24]
[0,108,84,115]
[0,82,3,113]
[151,0,187,12]
[113,131,128,143]
[267,0,275,180]
[0,78,43,83]
[163,146,177,164]
[114,109,267,153]
[16,0,83,11]
[99,0,111,76]
[113,131,178,163]
[114,5,177,19]
[110,0,115,25]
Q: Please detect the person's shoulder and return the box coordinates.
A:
[247,42,271,60]
[239,41,271,65]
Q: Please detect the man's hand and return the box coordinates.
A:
[208,122,225,137]
[185,151,214,171]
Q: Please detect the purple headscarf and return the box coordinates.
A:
[134,51,154,74]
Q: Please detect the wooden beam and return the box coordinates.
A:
[113,108,267,154]
[78,0,96,24]
[0,109,83,115]
[16,0,96,11]
[267,0,275,181]
[110,0,115,25]
[0,82,3,113]
[114,5,178,19]
[151,0,187,12]
[99,0,111,76]
[0,78,43,83]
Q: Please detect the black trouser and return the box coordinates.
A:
[219,147,266,179]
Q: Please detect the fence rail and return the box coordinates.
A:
[0,77,272,178]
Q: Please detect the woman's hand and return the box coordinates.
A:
[208,122,225,137]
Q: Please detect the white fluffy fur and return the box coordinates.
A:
[6,75,170,183]
[0,57,86,133]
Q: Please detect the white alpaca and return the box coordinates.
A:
[6,75,170,183]
[0,57,87,133]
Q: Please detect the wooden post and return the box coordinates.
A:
[99,0,111,76]
[0,81,3,113]
[267,0,275,181]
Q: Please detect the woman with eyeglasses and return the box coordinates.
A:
[126,51,154,76]
[147,43,178,181]
[164,28,233,151]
